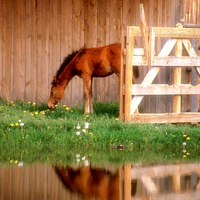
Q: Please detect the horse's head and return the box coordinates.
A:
[47,76,65,109]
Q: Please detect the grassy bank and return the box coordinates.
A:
[0,98,200,165]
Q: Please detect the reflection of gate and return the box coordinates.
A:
[120,5,200,123]
[122,163,200,200]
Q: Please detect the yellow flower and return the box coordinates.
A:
[10,160,13,163]
[40,111,45,115]
[15,123,19,126]
[63,105,66,108]
[24,110,27,113]
[15,160,18,164]
[183,155,187,158]
[183,134,187,137]
[28,102,31,104]
[186,137,190,140]
[116,118,119,121]
[35,111,39,115]
[32,103,36,106]
[89,132,93,135]
[186,153,190,155]
[66,107,69,110]
[10,123,14,127]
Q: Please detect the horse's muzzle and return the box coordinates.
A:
[47,102,55,109]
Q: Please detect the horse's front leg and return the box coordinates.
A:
[82,75,93,114]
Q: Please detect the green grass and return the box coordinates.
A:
[0,98,200,166]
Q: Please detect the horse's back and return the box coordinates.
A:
[74,43,121,78]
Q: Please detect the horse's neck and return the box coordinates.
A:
[59,64,74,88]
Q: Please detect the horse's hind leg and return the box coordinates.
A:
[82,75,93,114]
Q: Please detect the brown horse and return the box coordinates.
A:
[47,43,139,114]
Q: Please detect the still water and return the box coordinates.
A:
[1,161,200,200]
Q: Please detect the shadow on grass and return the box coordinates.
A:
[93,102,119,117]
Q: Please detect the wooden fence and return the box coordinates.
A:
[0,0,199,113]
[120,4,200,123]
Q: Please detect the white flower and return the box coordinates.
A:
[76,158,80,162]
[76,124,81,129]
[20,123,24,127]
[18,119,21,123]
[82,129,86,133]
[76,131,80,136]
[183,149,186,153]
[85,122,89,129]
[18,162,23,167]
[76,154,80,158]
[183,142,187,146]
[82,156,85,160]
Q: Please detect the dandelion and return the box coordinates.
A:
[76,124,81,130]
[82,129,86,133]
[20,123,24,127]
[76,154,80,158]
[183,155,187,158]
[89,132,93,135]
[186,153,190,156]
[32,103,36,106]
[186,137,190,140]
[183,134,187,137]
[85,122,89,129]
[182,149,186,153]
[18,162,23,167]
[66,107,69,110]
[116,118,119,121]
[10,123,14,127]
[35,111,38,115]
[19,119,21,123]
[76,158,80,162]
[10,160,13,163]
[15,160,18,164]
[15,123,19,126]
[63,105,66,108]
[82,156,85,160]
[28,102,31,104]
[24,111,27,113]
[76,131,81,136]
[183,142,186,146]
[40,111,45,115]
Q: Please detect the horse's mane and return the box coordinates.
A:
[55,50,79,80]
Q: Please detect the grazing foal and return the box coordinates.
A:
[47,43,138,114]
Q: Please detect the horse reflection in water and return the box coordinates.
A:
[55,164,120,200]
[47,43,139,114]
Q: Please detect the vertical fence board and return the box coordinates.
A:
[0,0,2,97]
[2,0,13,101]
[13,0,26,100]
[25,0,37,103]
[37,0,49,103]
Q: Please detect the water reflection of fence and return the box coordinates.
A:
[122,163,200,200]
[1,163,200,200]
